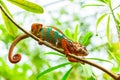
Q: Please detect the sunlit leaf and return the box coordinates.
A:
[82,64,93,79]
[87,58,114,65]
[108,42,120,65]
[1,12,18,37]
[106,15,112,46]
[117,13,120,21]
[0,0,12,17]
[107,50,117,61]
[73,24,78,42]
[96,13,107,31]
[37,62,71,79]
[44,52,65,57]
[65,28,73,40]
[81,32,93,45]
[82,4,105,8]
[88,75,96,80]
[7,0,44,14]
[61,67,73,80]
[98,0,108,3]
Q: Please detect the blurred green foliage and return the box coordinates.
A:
[0,0,120,80]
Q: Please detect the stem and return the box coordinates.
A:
[0,5,120,80]
[113,4,120,11]
[109,1,120,41]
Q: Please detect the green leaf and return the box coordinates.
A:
[65,28,73,40]
[82,4,105,8]
[107,50,117,62]
[7,0,44,14]
[73,24,78,42]
[96,13,107,31]
[89,75,96,80]
[87,58,114,65]
[61,67,73,80]
[44,52,65,57]
[98,0,107,3]
[81,32,93,45]
[106,15,112,46]
[2,12,18,37]
[98,0,111,4]
[117,13,120,21]
[37,62,71,79]
[0,0,12,17]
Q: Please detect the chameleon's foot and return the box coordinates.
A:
[38,40,43,45]
[68,56,85,64]
[68,56,79,62]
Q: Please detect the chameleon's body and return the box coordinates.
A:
[8,23,88,63]
[31,24,71,48]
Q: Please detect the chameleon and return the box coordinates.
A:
[8,23,88,63]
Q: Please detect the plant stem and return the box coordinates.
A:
[113,4,120,11]
[109,1,120,41]
[0,5,120,80]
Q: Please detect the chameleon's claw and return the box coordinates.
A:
[38,40,43,45]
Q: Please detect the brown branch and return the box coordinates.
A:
[0,5,120,80]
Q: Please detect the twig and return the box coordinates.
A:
[0,5,120,80]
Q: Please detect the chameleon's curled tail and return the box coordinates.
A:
[8,34,29,63]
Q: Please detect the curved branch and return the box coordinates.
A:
[0,5,120,80]
[8,34,29,63]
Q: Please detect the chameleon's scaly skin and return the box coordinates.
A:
[31,23,88,62]
[34,27,71,47]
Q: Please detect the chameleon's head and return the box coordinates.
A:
[31,23,43,35]
[68,42,88,56]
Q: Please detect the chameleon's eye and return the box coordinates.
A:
[69,43,73,46]
[36,24,43,32]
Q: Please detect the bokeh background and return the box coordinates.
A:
[0,0,120,80]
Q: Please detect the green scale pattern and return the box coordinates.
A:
[41,27,66,45]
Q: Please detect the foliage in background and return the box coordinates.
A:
[0,0,120,80]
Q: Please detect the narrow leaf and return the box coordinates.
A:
[65,28,73,40]
[2,12,18,37]
[44,52,65,57]
[61,67,73,80]
[37,62,71,79]
[107,50,117,62]
[87,58,114,65]
[7,0,44,14]
[106,16,111,46]
[73,24,78,42]
[81,32,93,45]
[96,13,107,30]
[0,0,12,17]
[98,0,107,3]
[117,13,120,21]
[82,4,105,8]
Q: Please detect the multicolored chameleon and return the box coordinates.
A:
[8,23,88,63]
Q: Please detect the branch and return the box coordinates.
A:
[0,5,120,80]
